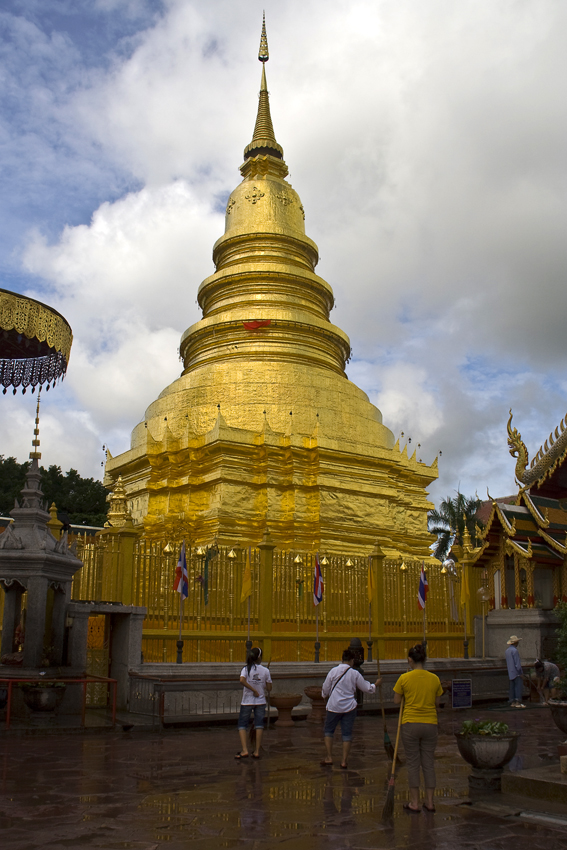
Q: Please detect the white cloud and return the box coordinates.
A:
[21,180,223,451]
[1,0,566,508]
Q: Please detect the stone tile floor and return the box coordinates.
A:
[0,703,565,850]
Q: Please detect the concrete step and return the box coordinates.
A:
[502,764,567,804]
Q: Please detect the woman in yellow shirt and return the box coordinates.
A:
[393,644,443,813]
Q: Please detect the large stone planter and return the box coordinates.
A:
[548,700,567,736]
[455,732,519,793]
[270,693,303,727]
[304,686,326,725]
[21,685,66,713]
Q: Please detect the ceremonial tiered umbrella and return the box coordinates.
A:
[0,288,73,394]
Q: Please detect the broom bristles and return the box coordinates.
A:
[381,782,396,822]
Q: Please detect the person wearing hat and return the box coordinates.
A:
[505,636,525,708]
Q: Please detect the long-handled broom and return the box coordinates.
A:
[381,697,404,823]
[376,655,394,762]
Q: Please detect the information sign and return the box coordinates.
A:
[452,678,472,709]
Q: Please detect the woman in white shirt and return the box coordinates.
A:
[321,648,381,768]
[236,647,272,759]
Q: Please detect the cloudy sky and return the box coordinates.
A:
[1,0,566,508]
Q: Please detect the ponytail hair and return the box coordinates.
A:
[408,643,427,664]
[246,646,262,675]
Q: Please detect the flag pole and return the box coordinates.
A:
[176,539,186,664]
[246,596,251,649]
[423,561,426,648]
[246,546,252,651]
[314,552,321,663]
[367,555,374,662]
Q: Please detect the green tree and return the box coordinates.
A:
[428,492,483,562]
[0,455,27,515]
[0,455,108,527]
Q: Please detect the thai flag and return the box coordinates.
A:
[417,562,428,611]
[313,555,324,606]
[173,542,189,600]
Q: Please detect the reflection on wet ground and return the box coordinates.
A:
[0,704,566,849]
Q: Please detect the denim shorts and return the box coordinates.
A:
[323,708,357,741]
[238,703,266,730]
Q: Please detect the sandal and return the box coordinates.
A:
[422,804,436,813]
[320,760,333,767]
[403,803,421,813]
[235,752,249,759]
[252,753,260,759]
[340,763,348,770]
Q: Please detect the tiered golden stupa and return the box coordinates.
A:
[105,20,437,556]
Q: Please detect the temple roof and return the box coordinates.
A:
[472,489,567,567]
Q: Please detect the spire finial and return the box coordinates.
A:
[243,13,284,162]
[29,387,42,461]
[259,11,269,62]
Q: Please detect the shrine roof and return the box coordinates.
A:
[473,491,567,566]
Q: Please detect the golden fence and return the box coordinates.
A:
[69,534,484,663]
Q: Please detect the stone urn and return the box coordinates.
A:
[548,700,567,736]
[270,693,303,727]
[455,732,519,793]
[21,684,66,713]
[304,686,326,725]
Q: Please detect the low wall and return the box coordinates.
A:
[127,658,510,725]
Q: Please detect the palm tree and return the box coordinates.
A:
[428,492,483,562]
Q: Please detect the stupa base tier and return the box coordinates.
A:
[106,414,435,555]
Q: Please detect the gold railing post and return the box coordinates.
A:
[258,529,275,663]
[98,517,140,604]
[371,541,385,660]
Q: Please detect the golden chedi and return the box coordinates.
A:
[105,21,437,556]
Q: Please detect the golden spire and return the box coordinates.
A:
[258,11,269,62]
[243,14,284,161]
[29,388,42,461]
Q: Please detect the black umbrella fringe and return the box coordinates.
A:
[0,351,67,394]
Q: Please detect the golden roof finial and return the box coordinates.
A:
[29,387,42,461]
[243,13,284,162]
[259,11,269,62]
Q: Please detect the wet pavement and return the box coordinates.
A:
[0,703,566,849]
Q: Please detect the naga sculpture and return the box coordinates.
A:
[508,409,567,488]
[507,410,529,484]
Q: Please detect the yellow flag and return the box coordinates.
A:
[240,547,252,603]
[367,561,375,604]
[460,563,470,608]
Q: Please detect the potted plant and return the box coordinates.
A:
[548,602,567,737]
[455,719,519,792]
[20,681,66,712]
